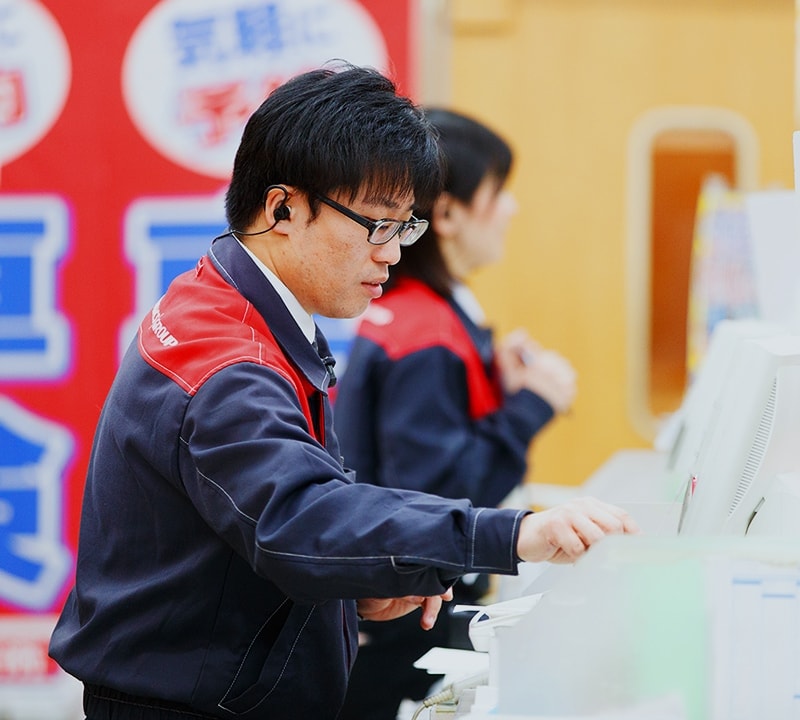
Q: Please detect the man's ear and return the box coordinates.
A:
[264,185,296,234]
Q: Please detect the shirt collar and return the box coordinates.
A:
[451,282,486,326]
[236,239,317,344]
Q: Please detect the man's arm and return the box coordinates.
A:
[358,497,639,630]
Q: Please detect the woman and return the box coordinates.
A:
[334,108,577,719]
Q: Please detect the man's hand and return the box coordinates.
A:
[357,588,454,630]
[516,497,639,564]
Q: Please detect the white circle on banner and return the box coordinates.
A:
[0,0,71,166]
[122,0,389,179]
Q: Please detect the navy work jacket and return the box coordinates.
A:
[49,234,528,720]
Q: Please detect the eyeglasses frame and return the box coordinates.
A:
[315,194,428,247]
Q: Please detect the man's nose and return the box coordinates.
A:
[372,236,402,266]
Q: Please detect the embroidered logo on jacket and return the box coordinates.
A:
[150,300,179,347]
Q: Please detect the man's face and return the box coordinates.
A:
[271,188,415,318]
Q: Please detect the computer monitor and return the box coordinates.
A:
[660,319,783,502]
[677,332,800,536]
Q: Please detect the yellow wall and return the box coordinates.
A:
[441,0,796,486]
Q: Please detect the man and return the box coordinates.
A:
[49,65,638,720]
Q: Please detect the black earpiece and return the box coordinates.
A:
[269,185,290,222]
[225,184,290,239]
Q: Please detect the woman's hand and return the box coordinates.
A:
[496,328,577,414]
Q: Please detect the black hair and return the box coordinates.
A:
[386,108,513,297]
[224,63,443,231]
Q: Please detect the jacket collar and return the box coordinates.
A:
[207,233,335,392]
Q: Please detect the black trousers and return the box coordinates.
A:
[83,685,218,720]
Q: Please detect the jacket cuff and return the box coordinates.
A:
[505,389,555,440]
[467,507,532,574]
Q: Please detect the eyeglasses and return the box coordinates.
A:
[316,194,428,247]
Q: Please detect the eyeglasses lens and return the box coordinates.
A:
[398,220,428,247]
[369,221,401,245]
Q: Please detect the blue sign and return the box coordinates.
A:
[0,397,72,610]
[0,195,70,379]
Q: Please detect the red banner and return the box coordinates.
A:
[0,0,417,693]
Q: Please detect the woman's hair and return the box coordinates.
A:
[224,63,443,231]
[385,108,513,297]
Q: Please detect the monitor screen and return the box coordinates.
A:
[677,332,800,536]
[660,319,782,503]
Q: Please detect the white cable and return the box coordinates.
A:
[409,670,489,719]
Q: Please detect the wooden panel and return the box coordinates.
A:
[650,131,736,415]
[446,0,795,486]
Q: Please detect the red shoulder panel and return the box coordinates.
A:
[137,257,323,441]
[357,278,502,419]
[138,257,290,394]
[358,278,463,359]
